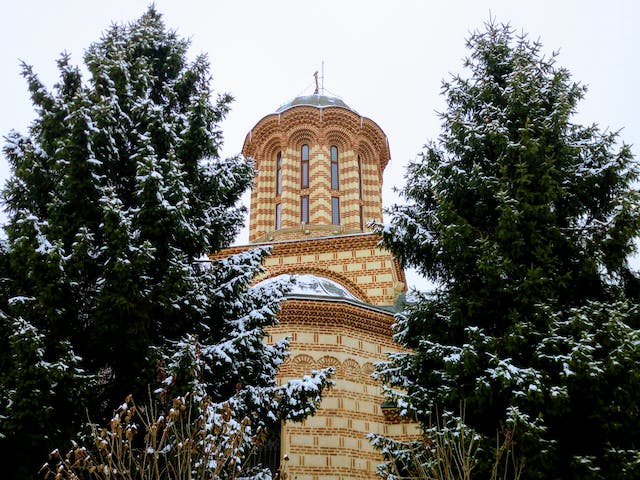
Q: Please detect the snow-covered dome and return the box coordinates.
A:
[275,94,356,114]
[256,273,358,301]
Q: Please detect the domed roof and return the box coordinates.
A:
[255,273,359,301]
[275,94,356,114]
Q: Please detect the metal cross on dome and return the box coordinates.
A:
[313,62,325,95]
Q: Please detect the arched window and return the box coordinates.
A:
[331,146,339,190]
[357,155,363,199]
[301,144,309,188]
[275,152,282,196]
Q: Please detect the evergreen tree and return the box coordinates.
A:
[375,21,640,480]
[0,8,330,479]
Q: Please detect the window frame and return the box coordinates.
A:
[275,203,281,230]
[331,196,340,226]
[276,151,282,196]
[330,145,339,191]
[300,195,309,224]
[357,154,363,200]
[301,144,309,189]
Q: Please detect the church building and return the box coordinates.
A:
[218,91,414,479]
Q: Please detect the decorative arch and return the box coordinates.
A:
[255,136,284,179]
[259,266,371,304]
[286,127,318,148]
[280,108,323,132]
[258,136,283,162]
[361,362,376,377]
[360,120,391,170]
[243,117,282,157]
[325,129,353,152]
[291,354,316,370]
[243,106,390,173]
[356,140,376,166]
[321,109,361,136]
[317,356,342,375]
[342,358,361,372]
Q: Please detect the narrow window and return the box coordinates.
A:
[357,155,363,200]
[300,195,309,224]
[331,146,339,190]
[275,203,281,230]
[359,205,364,231]
[301,144,309,188]
[276,152,282,196]
[331,196,340,225]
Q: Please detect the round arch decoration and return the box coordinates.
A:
[279,108,323,132]
[258,135,284,161]
[244,117,282,157]
[342,358,361,373]
[356,140,376,166]
[324,128,353,152]
[317,355,341,370]
[361,362,376,377]
[291,354,316,370]
[286,127,318,149]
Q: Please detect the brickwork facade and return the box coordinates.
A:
[216,94,416,479]
[212,233,406,307]
[271,300,416,480]
[242,102,390,243]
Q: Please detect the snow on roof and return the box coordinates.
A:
[256,273,358,300]
[275,94,356,114]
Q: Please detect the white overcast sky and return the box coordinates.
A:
[1,0,638,289]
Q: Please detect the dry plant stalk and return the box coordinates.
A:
[41,392,267,480]
[388,409,524,480]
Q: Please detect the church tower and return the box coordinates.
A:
[220,93,413,479]
[245,94,388,245]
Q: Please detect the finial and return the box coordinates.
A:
[314,71,319,94]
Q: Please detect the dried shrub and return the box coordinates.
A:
[41,392,276,480]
